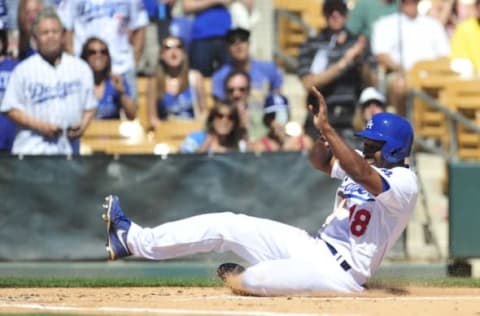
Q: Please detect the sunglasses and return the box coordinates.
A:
[87,48,108,56]
[162,39,183,50]
[215,113,234,121]
[227,86,248,94]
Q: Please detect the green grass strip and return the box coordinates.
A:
[0,277,221,288]
[1,276,480,288]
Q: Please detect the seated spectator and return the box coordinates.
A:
[223,69,265,141]
[0,29,18,152]
[180,102,247,154]
[297,0,372,139]
[146,35,207,130]
[17,0,44,61]
[81,37,136,120]
[371,0,450,116]
[352,86,386,131]
[252,94,313,153]
[0,8,97,155]
[212,27,283,106]
[450,0,480,74]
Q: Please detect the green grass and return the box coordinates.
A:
[0,277,221,288]
[1,276,480,288]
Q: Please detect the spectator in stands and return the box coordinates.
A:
[371,0,450,116]
[0,28,18,152]
[57,0,149,101]
[346,0,398,41]
[146,35,207,130]
[137,0,177,76]
[352,86,386,131]
[212,27,283,106]
[180,102,247,153]
[450,0,480,74]
[252,93,313,153]
[223,69,266,141]
[17,0,44,61]
[297,0,372,140]
[182,0,232,77]
[81,37,136,120]
[0,8,97,155]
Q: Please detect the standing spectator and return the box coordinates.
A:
[297,0,372,139]
[212,27,283,105]
[371,0,450,116]
[252,93,312,153]
[450,0,480,74]
[346,0,398,40]
[57,0,149,101]
[81,37,136,120]
[0,8,96,155]
[182,0,232,77]
[179,102,246,153]
[0,28,18,152]
[17,0,44,61]
[146,35,207,130]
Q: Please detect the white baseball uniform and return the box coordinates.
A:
[124,160,418,295]
[0,53,97,155]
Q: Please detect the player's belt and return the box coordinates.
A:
[324,241,352,272]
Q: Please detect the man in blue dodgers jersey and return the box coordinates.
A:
[0,8,96,155]
[100,86,418,295]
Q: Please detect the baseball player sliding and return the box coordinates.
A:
[102,86,418,295]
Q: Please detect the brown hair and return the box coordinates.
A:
[156,36,189,101]
[206,102,246,150]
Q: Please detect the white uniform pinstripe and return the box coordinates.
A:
[0,53,97,154]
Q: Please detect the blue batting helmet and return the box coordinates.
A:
[355,113,414,164]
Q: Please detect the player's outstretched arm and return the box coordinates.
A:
[309,87,384,195]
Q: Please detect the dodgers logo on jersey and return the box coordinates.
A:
[27,81,82,104]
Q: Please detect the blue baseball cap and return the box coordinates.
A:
[264,94,289,114]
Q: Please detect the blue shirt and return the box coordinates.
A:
[212,59,284,100]
[96,77,132,119]
[180,130,207,153]
[191,5,231,40]
[0,57,18,151]
[157,87,196,120]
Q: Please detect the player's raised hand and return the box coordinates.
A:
[308,86,330,133]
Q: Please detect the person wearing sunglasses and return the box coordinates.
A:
[81,37,136,120]
[146,35,207,130]
[212,27,283,108]
[179,102,247,153]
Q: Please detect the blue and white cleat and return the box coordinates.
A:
[102,195,132,260]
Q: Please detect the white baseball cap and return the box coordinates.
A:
[359,87,386,107]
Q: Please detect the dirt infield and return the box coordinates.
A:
[1,287,480,316]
